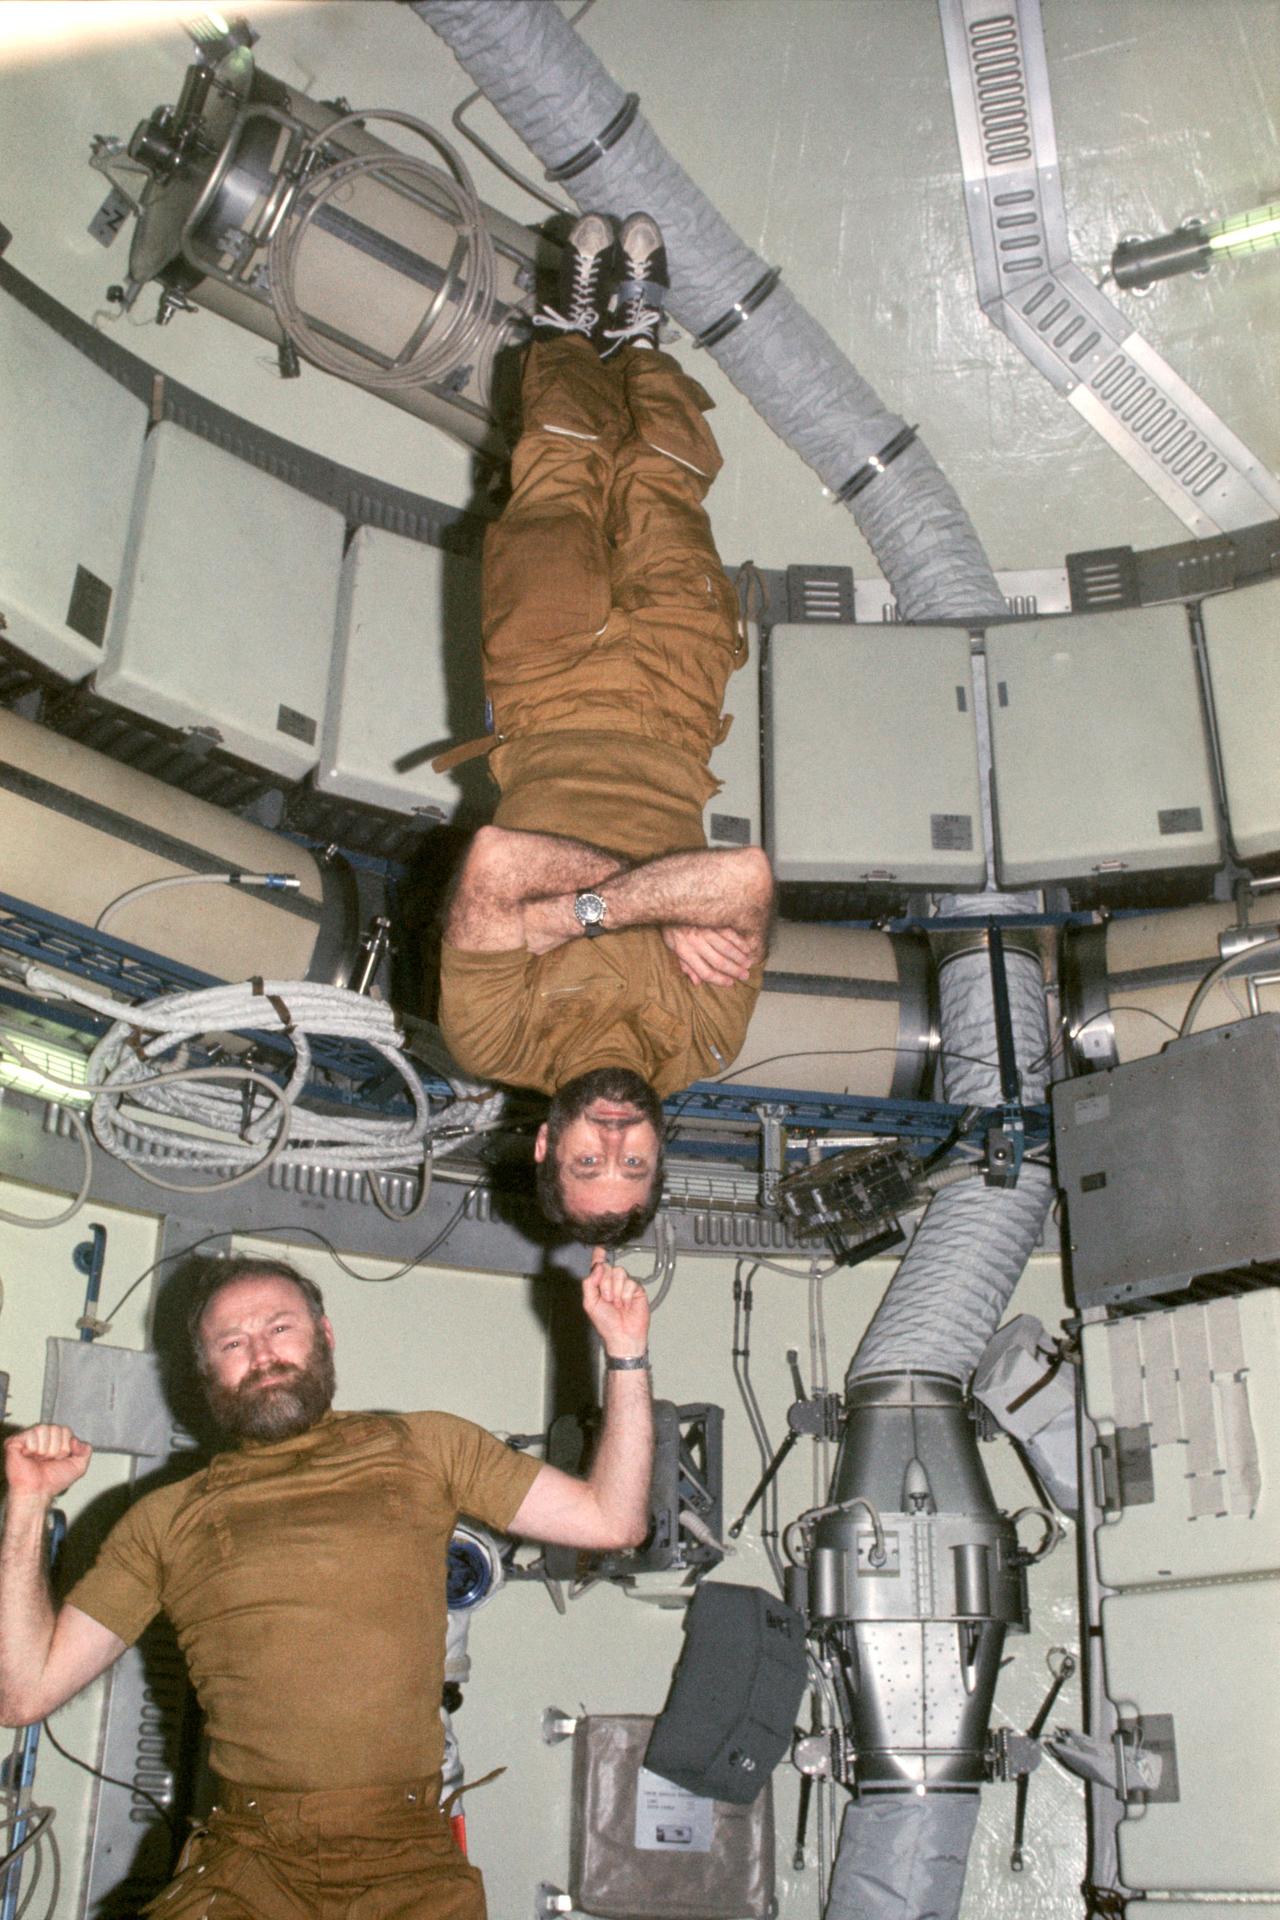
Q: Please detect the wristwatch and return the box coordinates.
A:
[573,890,608,937]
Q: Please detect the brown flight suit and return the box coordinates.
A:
[66,1410,540,1918]
[438,336,762,1097]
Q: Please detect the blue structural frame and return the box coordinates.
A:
[0,890,1051,1162]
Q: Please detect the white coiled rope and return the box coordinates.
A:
[268,109,498,394]
[25,968,504,1197]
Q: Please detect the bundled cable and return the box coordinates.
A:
[25,968,504,1197]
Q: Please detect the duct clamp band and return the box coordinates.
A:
[545,94,640,183]
[693,266,783,349]
[832,424,919,503]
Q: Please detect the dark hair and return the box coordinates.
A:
[186,1254,326,1376]
[536,1067,666,1247]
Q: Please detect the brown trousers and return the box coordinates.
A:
[481,335,743,768]
[145,1783,484,1920]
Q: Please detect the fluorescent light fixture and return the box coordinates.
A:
[1205,201,1280,257]
[0,1030,91,1108]
[1113,200,1280,290]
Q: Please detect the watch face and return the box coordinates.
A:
[575,891,606,930]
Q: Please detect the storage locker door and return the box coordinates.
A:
[99,422,344,780]
[1201,579,1280,864]
[317,526,485,821]
[987,607,1219,886]
[1101,1582,1280,1892]
[765,624,985,887]
[1,288,149,682]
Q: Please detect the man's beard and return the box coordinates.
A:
[545,1065,663,1144]
[203,1324,336,1445]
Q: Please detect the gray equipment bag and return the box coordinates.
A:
[644,1582,808,1804]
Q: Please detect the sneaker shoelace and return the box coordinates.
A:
[601,262,663,352]
[534,251,606,335]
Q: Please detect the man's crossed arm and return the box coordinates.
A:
[446,825,774,987]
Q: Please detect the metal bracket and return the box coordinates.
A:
[755,1101,793,1212]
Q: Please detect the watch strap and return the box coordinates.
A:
[605,1353,651,1371]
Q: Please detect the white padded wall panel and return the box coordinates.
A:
[99,423,344,780]
[318,526,484,819]
[1101,1582,1280,1891]
[705,621,761,849]
[1084,1291,1280,1896]
[987,607,1219,887]
[0,290,149,681]
[766,623,985,887]
[1201,580,1280,863]
[1082,1290,1280,1588]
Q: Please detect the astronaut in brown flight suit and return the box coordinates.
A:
[438,213,774,1247]
[0,1252,653,1918]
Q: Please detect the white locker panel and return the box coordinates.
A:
[99,423,344,780]
[706,621,761,850]
[1082,1290,1280,1588]
[987,607,1219,886]
[318,526,485,819]
[765,624,985,887]
[0,290,149,681]
[1101,1580,1280,1891]
[1201,580,1280,863]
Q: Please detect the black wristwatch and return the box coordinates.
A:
[573,891,607,937]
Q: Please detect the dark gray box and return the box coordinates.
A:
[1054,1013,1280,1307]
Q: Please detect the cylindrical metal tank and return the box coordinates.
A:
[108,50,551,457]
[1060,905,1280,1074]
[738,922,937,1100]
[0,709,359,984]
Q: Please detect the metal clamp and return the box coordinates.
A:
[693,265,783,349]
[544,93,640,182]
[831,423,919,504]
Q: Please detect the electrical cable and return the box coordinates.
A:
[98,1192,483,1331]
[368,1143,433,1221]
[783,1494,887,1571]
[24,967,504,1198]
[1033,1001,1181,1075]
[39,1721,179,1837]
[0,1807,53,1880]
[268,110,496,394]
[94,871,300,935]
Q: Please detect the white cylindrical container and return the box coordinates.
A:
[735,921,937,1099]
[0,709,359,984]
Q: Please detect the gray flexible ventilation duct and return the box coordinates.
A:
[412,0,1005,623]
[851,921,1052,1385]
[408,10,1053,1914]
[825,910,1051,1920]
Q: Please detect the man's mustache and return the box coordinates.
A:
[241,1366,303,1394]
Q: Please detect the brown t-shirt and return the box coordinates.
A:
[66,1410,540,1792]
[438,730,762,1095]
